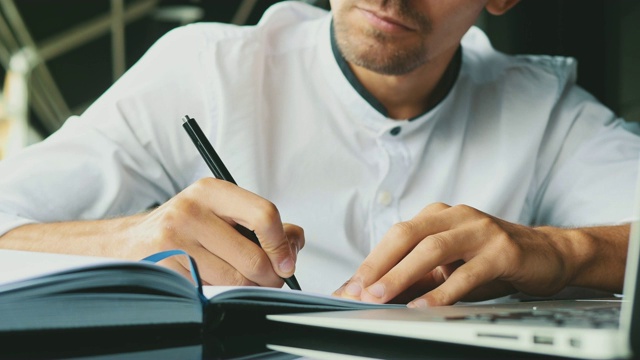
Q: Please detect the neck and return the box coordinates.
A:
[349,45,461,120]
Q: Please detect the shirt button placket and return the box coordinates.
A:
[371,127,407,248]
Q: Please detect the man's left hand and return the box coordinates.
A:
[333,202,600,307]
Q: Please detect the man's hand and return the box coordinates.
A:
[0,177,305,288]
[333,202,627,306]
[126,177,304,287]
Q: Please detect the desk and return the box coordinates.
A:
[0,322,601,360]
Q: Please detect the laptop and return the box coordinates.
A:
[268,192,640,358]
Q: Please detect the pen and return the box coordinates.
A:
[181,115,302,291]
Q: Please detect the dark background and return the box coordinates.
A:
[1,0,638,138]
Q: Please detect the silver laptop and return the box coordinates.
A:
[268,194,640,358]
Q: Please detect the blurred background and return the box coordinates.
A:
[0,0,638,159]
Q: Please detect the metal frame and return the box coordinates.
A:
[0,0,327,143]
[0,0,158,136]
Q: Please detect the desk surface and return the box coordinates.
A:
[1,322,607,360]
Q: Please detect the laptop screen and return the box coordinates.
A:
[622,164,640,355]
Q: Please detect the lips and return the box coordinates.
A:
[357,6,417,32]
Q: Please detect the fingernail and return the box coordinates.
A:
[367,283,385,298]
[345,282,362,297]
[408,299,428,308]
[279,257,294,273]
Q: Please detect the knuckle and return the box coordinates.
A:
[179,197,203,218]
[451,203,476,217]
[253,200,281,225]
[389,221,417,242]
[486,226,517,253]
[417,234,447,256]
[168,192,202,220]
[427,202,449,212]
[419,202,449,217]
[477,217,511,245]
[191,177,231,197]
[191,177,213,193]
[494,231,513,249]
[266,235,293,256]
[477,216,495,229]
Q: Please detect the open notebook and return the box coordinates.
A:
[268,190,640,358]
[0,249,402,333]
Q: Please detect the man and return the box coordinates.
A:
[0,0,638,306]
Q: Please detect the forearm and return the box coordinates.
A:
[540,224,630,294]
[0,215,148,260]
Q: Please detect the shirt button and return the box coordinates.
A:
[389,126,401,136]
[377,191,393,206]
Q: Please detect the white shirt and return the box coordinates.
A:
[1,2,639,294]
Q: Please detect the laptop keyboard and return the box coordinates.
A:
[446,305,620,329]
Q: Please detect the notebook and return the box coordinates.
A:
[268,191,640,358]
[0,249,403,333]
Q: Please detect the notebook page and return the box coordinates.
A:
[202,285,393,306]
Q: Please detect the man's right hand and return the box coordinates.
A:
[0,177,304,288]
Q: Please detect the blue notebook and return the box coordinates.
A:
[0,249,401,332]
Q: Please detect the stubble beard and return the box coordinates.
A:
[333,0,431,76]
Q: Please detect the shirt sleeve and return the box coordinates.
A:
[532,84,640,227]
[0,25,214,236]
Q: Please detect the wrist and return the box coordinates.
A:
[535,226,597,290]
[537,225,628,293]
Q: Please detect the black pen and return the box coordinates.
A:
[181,115,302,291]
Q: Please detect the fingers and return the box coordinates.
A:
[144,177,303,287]
[180,178,294,276]
[408,256,496,307]
[192,178,298,279]
[159,251,257,287]
[357,226,482,304]
[284,223,305,255]
[334,203,455,299]
[175,210,283,286]
[333,202,529,306]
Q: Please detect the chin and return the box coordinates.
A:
[335,17,429,75]
[346,41,427,76]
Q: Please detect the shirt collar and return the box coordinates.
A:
[330,22,389,117]
[328,19,462,123]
